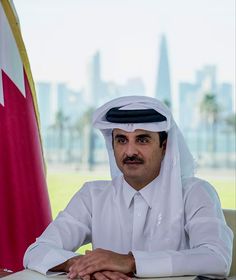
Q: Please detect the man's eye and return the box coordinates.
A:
[116,138,127,144]
[137,137,149,143]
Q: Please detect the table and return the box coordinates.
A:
[1,270,198,280]
[0,270,12,279]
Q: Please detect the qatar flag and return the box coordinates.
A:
[0,0,52,272]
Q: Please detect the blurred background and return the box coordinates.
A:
[14,0,235,216]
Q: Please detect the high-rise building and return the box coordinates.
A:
[178,82,199,131]
[178,65,233,130]
[36,82,53,136]
[57,83,68,113]
[57,82,84,123]
[217,83,234,118]
[86,51,103,106]
[178,65,234,167]
[179,66,218,131]
[155,35,172,107]
[117,78,145,97]
[86,51,146,107]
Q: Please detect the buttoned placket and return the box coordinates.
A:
[132,192,149,250]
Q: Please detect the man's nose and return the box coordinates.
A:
[125,142,138,157]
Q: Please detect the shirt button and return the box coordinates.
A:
[137,212,141,217]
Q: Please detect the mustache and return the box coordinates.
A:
[123,155,144,164]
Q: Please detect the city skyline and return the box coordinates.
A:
[13,0,235,107]
[36,60,235,168]
[34,16,234,168]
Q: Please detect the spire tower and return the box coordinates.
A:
[155,35,172,108]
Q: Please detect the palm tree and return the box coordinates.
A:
[52,110,69,161]
[74,107,95,170]
[66,123,76,163]
[200,93,220,166]
[225,113,236,131]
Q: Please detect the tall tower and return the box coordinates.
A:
[155,35,172,108]
[86,51,102,106]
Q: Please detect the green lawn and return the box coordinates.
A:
[205,179,236,209]
[47,170,111,218]
[46,169,235,253]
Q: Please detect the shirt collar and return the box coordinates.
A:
[139,176,160,208]
[123,178,137,208]
[122,175,160,209]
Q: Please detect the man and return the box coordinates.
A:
[24,96,233,279]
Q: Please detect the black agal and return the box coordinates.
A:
[105,107,166,123]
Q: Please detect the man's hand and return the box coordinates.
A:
[50,256,81,272]
[67,248,136,279]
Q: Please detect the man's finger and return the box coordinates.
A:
[67,271,77,279]
[78,263,101,277]
[69,256,94,275]
[81,275,91,280]
[102,271,132,280]
[93,272,109,280]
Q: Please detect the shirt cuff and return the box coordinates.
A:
[132,250,172,277]
[37,249,78,275]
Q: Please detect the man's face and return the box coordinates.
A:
[113,128,166,190]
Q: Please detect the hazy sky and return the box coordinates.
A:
[13,0,235,100]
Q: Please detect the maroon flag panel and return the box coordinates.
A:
[0,0,52,272]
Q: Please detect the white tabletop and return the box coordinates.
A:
[3,269,198,280]
[3,270,66,279]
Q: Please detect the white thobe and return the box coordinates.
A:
[23,175,233,277]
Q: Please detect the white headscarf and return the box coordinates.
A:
[93,96,195,249]
[93,95,194,178]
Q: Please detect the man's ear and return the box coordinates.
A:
[112,131,114,149]
[161,139,167,158]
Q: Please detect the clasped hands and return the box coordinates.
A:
[67,248,136,280]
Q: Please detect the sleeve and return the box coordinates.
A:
[132,179,233,278]
[23,183,92,275]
